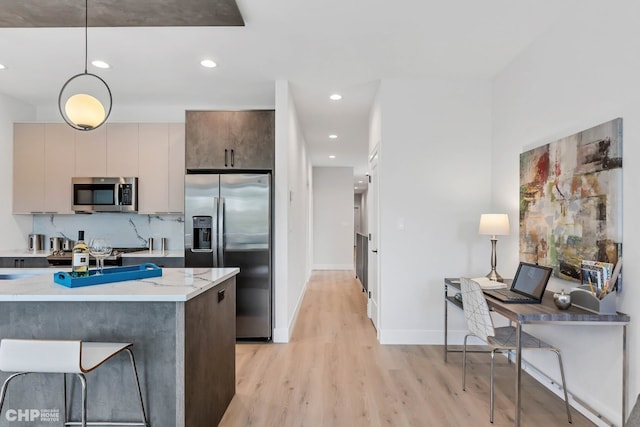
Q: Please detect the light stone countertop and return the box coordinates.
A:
[122,249,184,258]
[0,249,50,257]
[0,249,184,258]
[0,267,238,302]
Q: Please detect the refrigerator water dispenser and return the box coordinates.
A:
[193,216,213,250]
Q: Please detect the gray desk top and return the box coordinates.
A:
[445,277,630,324]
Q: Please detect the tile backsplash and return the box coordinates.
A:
[33,213,184,250]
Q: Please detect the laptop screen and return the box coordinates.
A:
[511,262,553,300]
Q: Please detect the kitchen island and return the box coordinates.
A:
[0,267,238,427]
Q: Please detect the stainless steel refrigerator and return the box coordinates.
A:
[185,173,272,340]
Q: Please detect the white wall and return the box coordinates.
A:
[273,80,312,342]
[0,94,36,250]
[376,79,493,343]
[312,166,354,270]
[492,3,640,423]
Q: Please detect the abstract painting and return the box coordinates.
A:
[519,118,622,282]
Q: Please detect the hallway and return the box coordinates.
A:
[219,271,593,426]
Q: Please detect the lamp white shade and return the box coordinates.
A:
[479,214,510,236]
[65,93,106,130]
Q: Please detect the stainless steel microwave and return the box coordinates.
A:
[72,177,138,213]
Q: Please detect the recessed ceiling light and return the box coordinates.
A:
[0,64,6,70]
[329,155,336,159]
[91,60,110,69]
[329,134,338,139]
[200,59,217,68]
[358,180,363,183]
[329,94,342,101]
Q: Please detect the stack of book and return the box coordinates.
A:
[580,258,622,295]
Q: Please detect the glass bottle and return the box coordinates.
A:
[71,230,90,277]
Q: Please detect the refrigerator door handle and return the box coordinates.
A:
[212,197,219,267]
[218,197,225,266]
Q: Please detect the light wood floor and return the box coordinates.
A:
[219,271,594,426]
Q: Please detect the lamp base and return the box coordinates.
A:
[486,270,504,282]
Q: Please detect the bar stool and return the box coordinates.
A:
[0,339,148,427]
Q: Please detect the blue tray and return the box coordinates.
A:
[54,263,162,288]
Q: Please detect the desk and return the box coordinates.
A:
[444,277,630,427]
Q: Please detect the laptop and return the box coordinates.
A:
[484,262,552,304]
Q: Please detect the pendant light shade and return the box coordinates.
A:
[59,72,111,130]
[58,0,112,131]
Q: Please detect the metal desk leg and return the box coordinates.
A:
[623,324,628,427]
[515,322,522,427]
[444,282,449,362]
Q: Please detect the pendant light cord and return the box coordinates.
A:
[84,0,88,74]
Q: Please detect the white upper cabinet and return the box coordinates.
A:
[44,124,75,214]
[138,123,185,214]
[106,123,139,177]
[75,125,106,176]
[168,123,185,213]
[138,123,169,213]
[13,123,45,213]
[13,122,184,215]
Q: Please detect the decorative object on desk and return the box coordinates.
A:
[553,289,571,310]
[570,285,617,314]
[478,213,510,282]
[54,263,162,288]
[58,0,112,131]
[89,238,112,275]
[519,118,622,282]
[470,277,508,290]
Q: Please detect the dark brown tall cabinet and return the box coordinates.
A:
[185,110,275,170]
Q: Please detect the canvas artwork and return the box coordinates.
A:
[519,118,623,282]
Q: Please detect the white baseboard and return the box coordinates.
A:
[272,328,289,343]
[312,264,354,270]
[272,275,311,344]
[512,354,615,427]
[379,329,487,345]
[379,329,442,344]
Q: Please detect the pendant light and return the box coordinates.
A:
[58,0,112,131]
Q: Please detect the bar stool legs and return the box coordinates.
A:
[125,348,149,427]
[0,372,27,415]
[61,351,148,427]
[0,339,149,427]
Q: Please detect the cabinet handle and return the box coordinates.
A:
[218,289,226,302]
[231,149,235,167]
[224,149,228,167]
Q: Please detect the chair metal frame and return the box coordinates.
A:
[460,277,571,423]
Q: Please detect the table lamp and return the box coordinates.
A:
[479,214,510,282]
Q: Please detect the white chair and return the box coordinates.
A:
[0,339,148,427]
[460,277,571,423]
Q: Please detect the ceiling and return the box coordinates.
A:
[0,0,586,192]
